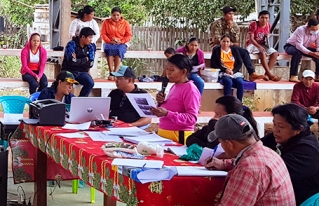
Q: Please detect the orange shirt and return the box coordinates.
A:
[221,49,235,70]
[100,17,132,44]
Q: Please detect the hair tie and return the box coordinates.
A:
[242,105,248,111]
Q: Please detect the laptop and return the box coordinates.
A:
[67,97,111,123]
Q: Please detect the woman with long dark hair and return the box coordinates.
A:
[150,54,201,144]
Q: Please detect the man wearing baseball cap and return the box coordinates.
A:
[108,66,151,127]
[291,69,319,123]
[209,6,265,82]
[38,71,78,104]
[204,114,295,205]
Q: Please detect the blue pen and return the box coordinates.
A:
[211,145,218,158]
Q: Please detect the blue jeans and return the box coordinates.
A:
[221,76,244,101]
[22,73,48,95]
[70,71,94,97]
[284,44,319,75]
[189,73,205,95]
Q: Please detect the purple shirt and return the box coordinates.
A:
[286,25,319,54]
[159,81,201,131]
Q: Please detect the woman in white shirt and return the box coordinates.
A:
[69,5,100,46]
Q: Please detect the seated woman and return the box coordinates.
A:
[101,7,132,80]
[20,33,48,95]
[176,37,205,95]
[262,103,319,205]
[162,47,176,77]
[210,34,245,101]
[69,5,100,47]
[38,71,77,104]
[186,96,259,149]
[150,54,201,144]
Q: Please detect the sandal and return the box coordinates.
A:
[268,75,282,82]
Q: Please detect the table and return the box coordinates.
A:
[11,123,225,206]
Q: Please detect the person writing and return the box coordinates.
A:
[150,54,201,144]
[204,114,295,205]
[38,71,77,104]
[186,96,258,149]
[20,33,48,95]
[176,37,205,95]
[210,34,245,101]
[101,7,132,80]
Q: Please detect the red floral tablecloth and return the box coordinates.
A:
[11,123,225,206]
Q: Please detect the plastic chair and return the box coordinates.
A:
[72,180,96,203]
[0,96,31,114]
[29,92,41,102]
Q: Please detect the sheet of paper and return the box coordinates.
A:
[164,146,187,156]
[125,93,157,118]
[112,158,164,169]
[108,127,150,136]
[20,118,39,125]
[86,131,122,142]
[123,133,173,144]
[62,121,91,130]
[57,132,87,138]
[4,114,23,123]
[191,63,205,73]
[137,167,177,184]
[174,166,227,176]
[198,144,225,164]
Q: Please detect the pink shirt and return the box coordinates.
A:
[159,81,201,131]
[286,25,319,54]
[246,21,270,46]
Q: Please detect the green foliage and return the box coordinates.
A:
[0,56,21,78]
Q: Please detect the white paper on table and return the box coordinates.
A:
[57,132,87,138]
[86,131,122,142]
[123,133,173,144]
[198,144,225,165]
[163,145,187,156]
[4,114,23,123]
[191,63,205,73]
[108,127,150,136]
[112,158,164,169]
[137,167,177,184]
[62,121,91,130]
[125,93,157,118]
[20,118,39,125]
[174,166,228,176]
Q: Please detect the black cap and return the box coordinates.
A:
[56,71,78,84]
[111,66,136,79]
[222,6,237,14]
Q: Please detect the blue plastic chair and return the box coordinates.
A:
[0,96,31,114]
[29,92,41,102]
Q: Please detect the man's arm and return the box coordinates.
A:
[291,85,305,107]
[209,20,222,47]
[130,117,151,127]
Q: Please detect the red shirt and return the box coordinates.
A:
[218,141,295,206]
[291,82,319,108]
[246,21,271,47]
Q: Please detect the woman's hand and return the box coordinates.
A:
[226,69,233,75]
[156,92,166,104]
[203,156,224,170]
[150,107,168,117]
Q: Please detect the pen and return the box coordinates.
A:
[211,145,218,158]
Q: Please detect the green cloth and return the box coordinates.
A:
[179,144,203,161]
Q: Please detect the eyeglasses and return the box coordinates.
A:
[119,95,127,107]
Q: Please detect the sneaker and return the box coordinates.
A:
[289,75,299,82]
[249,72,265,81]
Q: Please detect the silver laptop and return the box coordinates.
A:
[68,97,111,123]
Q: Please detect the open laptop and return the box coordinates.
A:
[67,97,111,123]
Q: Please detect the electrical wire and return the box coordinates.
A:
[49,183,60,206]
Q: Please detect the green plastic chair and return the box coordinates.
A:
[0,96,31,113]
[72,180,96,203]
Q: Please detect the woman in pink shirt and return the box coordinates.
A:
[150,54,201,144]
[20,33,48,94]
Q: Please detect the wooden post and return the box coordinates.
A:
[34,148,47,206]
[60,0,71,47]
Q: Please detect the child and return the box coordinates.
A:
[162,47,176,77]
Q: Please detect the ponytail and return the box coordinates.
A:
[242,106,259,138]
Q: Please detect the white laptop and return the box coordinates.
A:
[67,97,111,123]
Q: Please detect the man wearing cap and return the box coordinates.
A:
[291,69,319,121]
[61,27,96,97]
[108,66,152,127]
[38,71,78,104]
[285,18,319,82]
[204,114,295,205]
[209,6,265,82]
